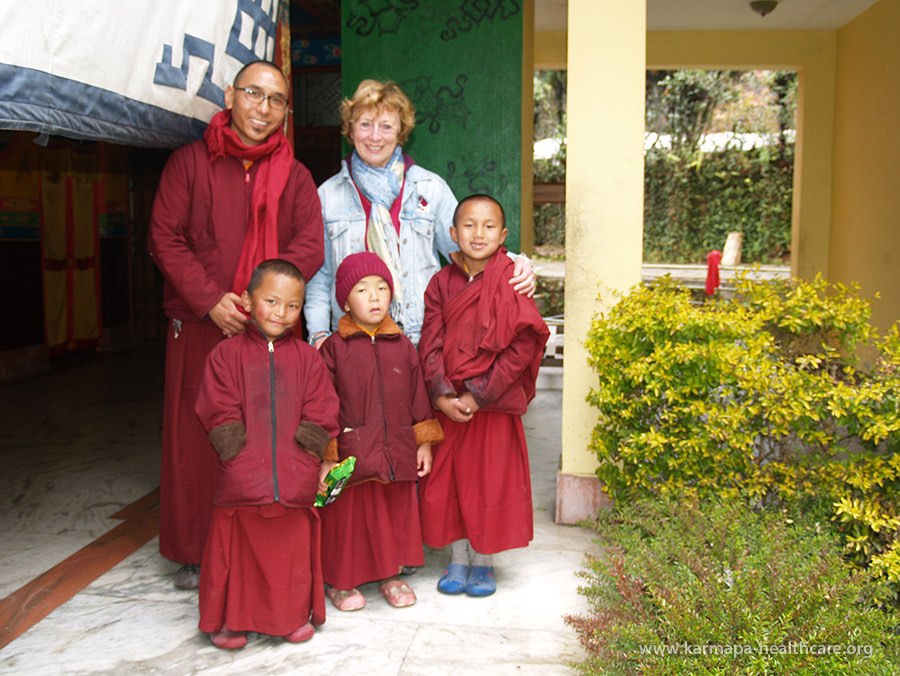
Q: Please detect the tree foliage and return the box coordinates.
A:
[532,69,797,263]
[644,70,797,264]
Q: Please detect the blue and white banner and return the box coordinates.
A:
[0,0,280,148]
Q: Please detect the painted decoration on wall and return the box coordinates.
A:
[342,0,523,249]
[0,0,282,148]
[440,0,522,41]
[297,72,343,127]
[346,0,420,36]
[292,38,342,66]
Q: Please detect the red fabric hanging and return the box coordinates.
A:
[706,249,722,296]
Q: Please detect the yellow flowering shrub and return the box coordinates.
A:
[586,276,900,601]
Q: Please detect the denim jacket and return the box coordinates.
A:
[304,158,458,346]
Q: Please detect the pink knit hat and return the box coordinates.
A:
[335,252,394,308]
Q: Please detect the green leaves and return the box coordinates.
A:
[585,276,900,600]
[566,499,899,674]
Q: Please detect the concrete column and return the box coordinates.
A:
[557,0,646,523]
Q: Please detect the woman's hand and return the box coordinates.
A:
[308,331,330,349]
[509,254,537,298]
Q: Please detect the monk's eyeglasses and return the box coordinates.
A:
[235,87,290,111]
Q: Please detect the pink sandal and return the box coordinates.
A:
[210,627,247,650]
[379,578,417,608]
[326,586,366,611]
[284,622,315,643]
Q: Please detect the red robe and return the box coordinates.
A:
[418,250,549,554]
[318,316,443,589]
[148,138,324,565]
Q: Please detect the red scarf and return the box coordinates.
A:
[204,109,293,295]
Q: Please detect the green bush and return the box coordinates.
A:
[566,498,900,674]
[585,276,900,600]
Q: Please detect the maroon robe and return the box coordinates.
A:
[148,138,324,565]
[418,250,549,553]
[199,503,325,635]
[318,315,443,589]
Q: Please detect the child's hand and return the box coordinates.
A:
[457,392,480,415]
[435,395,474,424]
[417,443,433,478]
[317,459,337,494]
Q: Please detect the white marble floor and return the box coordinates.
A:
[0,347,597,675]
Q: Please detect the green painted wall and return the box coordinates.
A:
[341,0,524,250]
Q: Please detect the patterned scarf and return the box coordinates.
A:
[351,146,405,308]
[204,109,293,295]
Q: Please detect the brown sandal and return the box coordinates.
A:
[379,578,417,608]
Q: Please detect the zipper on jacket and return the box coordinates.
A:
[372,337,395,481]
[268,340,280,502]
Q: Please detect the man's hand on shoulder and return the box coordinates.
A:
[209,293,248,337]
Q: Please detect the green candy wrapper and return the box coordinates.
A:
[315,456,356,507]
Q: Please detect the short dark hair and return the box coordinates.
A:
[233,60,287,89]
[452,193,506,228]
[247,259,306,295]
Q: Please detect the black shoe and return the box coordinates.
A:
[399,566,418,576]
[174,563,201,589]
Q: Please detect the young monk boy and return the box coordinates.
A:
[318,252,443,610]
[418,194,550,597]
[194,259,340,649]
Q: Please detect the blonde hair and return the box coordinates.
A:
[340,79,416,145]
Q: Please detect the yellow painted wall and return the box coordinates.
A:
[535,30,567,69]
[831,0,900,333]
[540,10,898,488]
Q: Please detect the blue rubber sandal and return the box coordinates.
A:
[437,563,469,595]
[465,566,496,597]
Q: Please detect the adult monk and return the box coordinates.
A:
[148,60,324,589]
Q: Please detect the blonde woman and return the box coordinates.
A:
[305,79,534,349]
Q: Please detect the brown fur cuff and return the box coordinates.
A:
[209,421,246,461]
[413,418,444,445]
[295,421,330,459]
